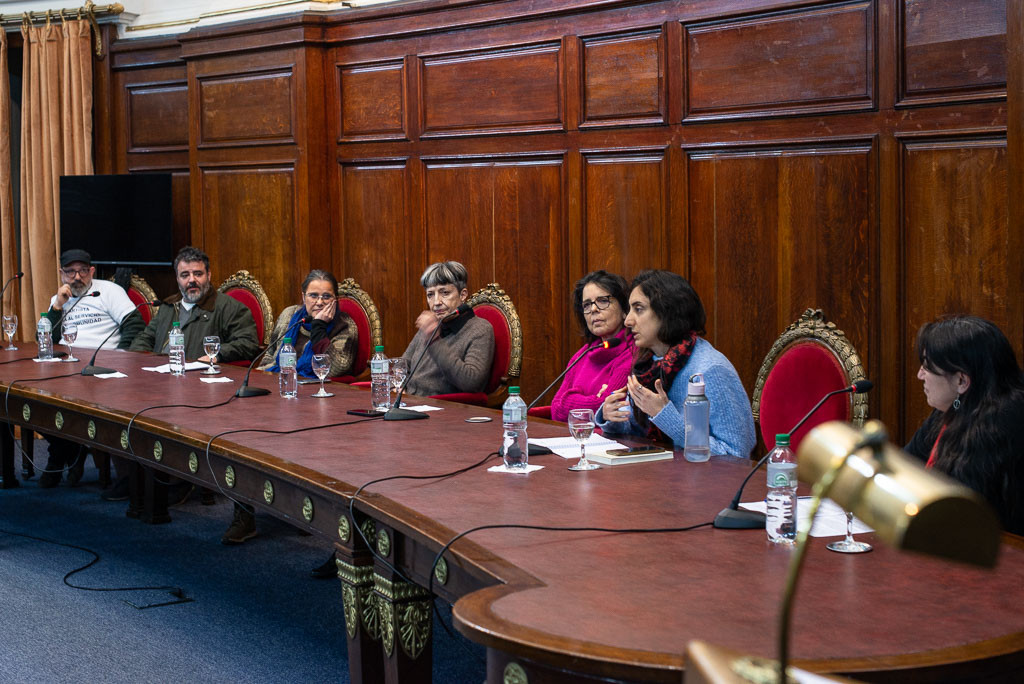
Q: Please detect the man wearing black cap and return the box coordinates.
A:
[38,249,145,488]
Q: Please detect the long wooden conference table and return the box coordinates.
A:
[2,347,1023,683]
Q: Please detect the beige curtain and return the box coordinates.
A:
[18,19,93,338]
[0,32,17,330]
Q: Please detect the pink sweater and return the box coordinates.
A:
[551,328,634,422]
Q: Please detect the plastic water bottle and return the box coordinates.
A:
[501,387,528,469]
[36,313,53,360]
[683,373,710,462]
[766,433,798,545]
[370,345,390,411]
[168,322,185,376]
[279,337,297,398]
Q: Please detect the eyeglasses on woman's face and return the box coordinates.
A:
[304,292,335,302]
[581,296,613,315]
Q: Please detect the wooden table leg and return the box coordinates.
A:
[374,567,433,683]
[337,546,385,684]
[20,428,34,479]
[144,468,171,524]
[1,422,18,489]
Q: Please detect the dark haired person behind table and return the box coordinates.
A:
[905,315,1024,535]
[550,270,634,422]
[596,270,756,458]
[222,269,357,549]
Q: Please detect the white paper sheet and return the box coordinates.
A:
[739,497,874,537]
[141,361,210,373]
[488,464,544,474]
[401,404,443,412]
[200,377,234,383]
[528,434,621,460]
[94,372,128,379]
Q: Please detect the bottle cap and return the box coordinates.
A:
[374,345,384,352]
[509,386,520,394]
[775,433,790,447]
[171,321,180,327]
[687,373,706,395]
[283,337,292,344]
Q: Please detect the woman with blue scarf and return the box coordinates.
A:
[222,269,356,548]
[258,269,356,379]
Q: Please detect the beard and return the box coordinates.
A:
[180,281,210,304]
[69,280,90,297]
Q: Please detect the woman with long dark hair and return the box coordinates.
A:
[596,270,755,458]
[906,315,1024,534]
[549,270,634,422]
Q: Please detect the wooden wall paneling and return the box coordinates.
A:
[126,80,189,153]
[686,142,877,406]
[683,1,875,121]
[418,42,565,138]
[337,160,410,356]
[899,135,1014,439]
[578,28,665,128]
[337,59,407,142]
[92,24,118,175]
[197,67,296,147]
[302,42,331,277]
[198,162,300,316]
[580,149,668,279]
[899,0,1007,106]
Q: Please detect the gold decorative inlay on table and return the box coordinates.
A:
[224,465,236,488]
[263,480,274,504]
[434,557,448,585]
[54,411,64,430]
[302,496,313,522]
[337,515,351,542]
[188,451,198,473]
[338,559,377,640]
[153,441,163,461]
[21,404,30,421]
[376,529,390,557]
[360,519,375,546]
[373,575,432,659]
[504,662,528,684]
[87,420,96,439]
[120,429,129,450]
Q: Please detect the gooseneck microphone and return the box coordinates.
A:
[0,271,23,320]
[236,316,310,398]
[525,337,625,456]
[384,305,469,421]
[713,379,874,529]
[82,299,161,376]
[56,290,101,328]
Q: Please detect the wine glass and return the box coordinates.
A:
[311,353,333,398]
[61,323,79,362]
[826,511,872,554]
[390,357,408,407]
[203,335,221,374]
[2,313,16,350]
[567,408,600,471]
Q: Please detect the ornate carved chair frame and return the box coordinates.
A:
[335,277,383,383]
[217,269,274,347]
[751,308,868,452]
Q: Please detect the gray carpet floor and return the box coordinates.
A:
[0,439,485,683]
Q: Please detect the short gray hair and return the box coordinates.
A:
[420,261,468,292]
[174,246,210,272]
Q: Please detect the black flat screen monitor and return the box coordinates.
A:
[59,174,173,266]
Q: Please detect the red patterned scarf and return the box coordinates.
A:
[632,332,698,441]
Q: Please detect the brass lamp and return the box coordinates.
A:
[686,419,1002,684]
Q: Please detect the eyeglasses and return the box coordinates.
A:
[581,296,614,314]
[304,293,335,302]
[61,267,90,278]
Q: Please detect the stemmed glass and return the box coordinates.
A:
[826,511,872,553]
[311,353,333,398]
[203,335,221,375]
[567,408,600,471]
[390,357,408,407]
[61,323,79,362]
[2,314,16,350]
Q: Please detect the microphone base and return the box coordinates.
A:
[528,443,553,456]
[81,365,116,376]
[713,507,767,529]
[383,407,428,421]
[235,385,271,398]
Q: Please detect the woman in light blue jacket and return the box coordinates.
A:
[596,270,755,458]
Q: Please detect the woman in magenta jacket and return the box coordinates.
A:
[551,270,634,422]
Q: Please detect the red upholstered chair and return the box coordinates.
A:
[113,274,158,324]
[333,278,383,383]
[528,406,552,419]
[218,270,273,366]
[430,282,522,409]
[751,309,868,454]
